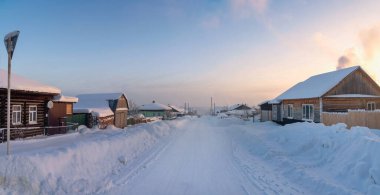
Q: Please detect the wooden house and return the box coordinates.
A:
[73,93,129,129]
[269,66,380,124]
[168,105,185,117]
[139,101,172,118]
[0,69,61,140]
[48,95,78,126]
[259,101,272,122]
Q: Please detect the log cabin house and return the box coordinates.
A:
[268,66,380,124]
[73,93,129,129]
[0,69,61,140]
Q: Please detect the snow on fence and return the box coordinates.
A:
[322,110,380,130]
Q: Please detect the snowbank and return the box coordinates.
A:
[239,121,380,194]
[0,118,189,194]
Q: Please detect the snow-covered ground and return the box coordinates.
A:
[0,116,380,194]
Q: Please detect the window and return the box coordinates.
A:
[287,104,293,118]
[66,104,73,115]
[12,105,22,125]
[302,104,314,121]
[29,105,37,124]
[367,102,376,111]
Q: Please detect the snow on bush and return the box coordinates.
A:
[0,118,189,194]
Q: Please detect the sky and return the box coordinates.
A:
[0,0,380,108]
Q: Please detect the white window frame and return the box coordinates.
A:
[367,102,376,111]
[287,104,293,119]
[29,105,38,124]
[12,105,22,125]
[302,104,314,121]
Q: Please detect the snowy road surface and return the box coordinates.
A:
[1,116,380,194]
[109,118,305,194]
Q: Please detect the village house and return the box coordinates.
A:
[258,101,272,122]
[139,100,172,118]
[48,95,78,126]
[168,105,185,117]
[0,69,61,140]
[267,66,380,124]
[73,93,129,129]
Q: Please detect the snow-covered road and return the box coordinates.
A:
[109,118,305,194]
[1,116,380,194]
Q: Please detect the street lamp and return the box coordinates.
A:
[4,30,20,155]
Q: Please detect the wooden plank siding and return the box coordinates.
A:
[282,98,321,122]
[324,68,380,96]
[323,97,380,112]
[48,102,74,126]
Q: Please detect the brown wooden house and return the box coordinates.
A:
[0,69,61,140]
[74,93,129,129]
[48,95,78,126]
[268,66,380,124]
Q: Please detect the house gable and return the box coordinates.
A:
[324,67,380,97]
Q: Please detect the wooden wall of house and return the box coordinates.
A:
[282,98,321,122]
[48,102,74,126]
[0,91,53,128]
[325,68,380,96]
[322,97,380,112]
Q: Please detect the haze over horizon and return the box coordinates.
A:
[1,0,380,107]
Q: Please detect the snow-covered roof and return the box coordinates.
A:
[271,66,359,102]
[168,105,185,113]
[73,108,114,117]
[139,101,172,111]
[0,69,61,94]
[229,104,251,110]
[325,94,380,98]
[74,93,126,117]
[53,95,78,103]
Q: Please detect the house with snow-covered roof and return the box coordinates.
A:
[0,69,61,139]
[269,66,380,123]
[138,100,172,118]
[74,93,129,129]
[48,95,78,127]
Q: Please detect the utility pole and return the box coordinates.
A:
[210,97,213,115]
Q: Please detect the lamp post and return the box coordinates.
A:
[4,31,20,155]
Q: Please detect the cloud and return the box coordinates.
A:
[360,25,380,61]
[201,16,221,29]
[230,0,269,18]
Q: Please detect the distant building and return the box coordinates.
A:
[168,105,185,117]
[139,101,172,118]
[225,103,253,118]
[74,93,129,128]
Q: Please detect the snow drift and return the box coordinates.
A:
[0,118,189,194]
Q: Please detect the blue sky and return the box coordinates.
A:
[1,0,380,107]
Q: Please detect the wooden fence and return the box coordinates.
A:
[260,110,272,122]
[322,110,380,130]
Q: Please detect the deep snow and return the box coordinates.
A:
[0,116,379,194]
